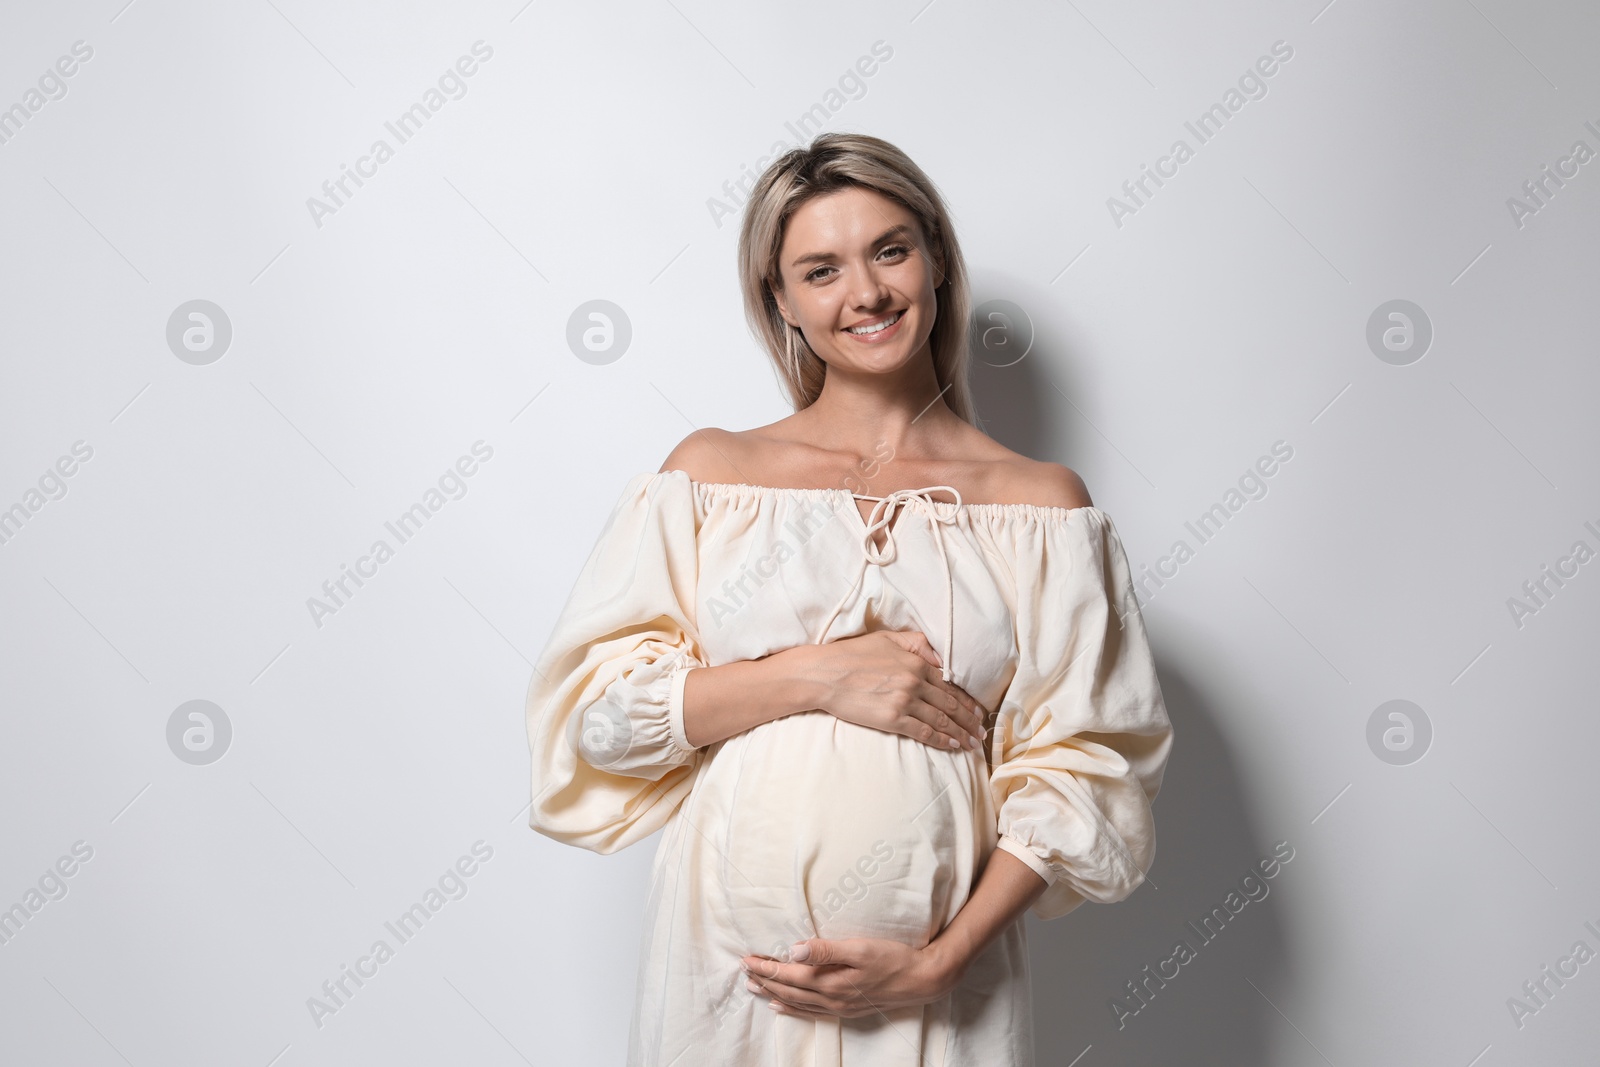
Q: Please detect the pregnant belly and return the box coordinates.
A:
[705,710,987,960]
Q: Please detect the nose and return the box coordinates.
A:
[850,266,892,312]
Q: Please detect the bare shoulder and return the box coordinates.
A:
[947,423,1092,509]
[996,456,1094,510]
[658,427,750,484]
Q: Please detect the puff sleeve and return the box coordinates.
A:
[989,508,1174,920]
[525,471,711,855]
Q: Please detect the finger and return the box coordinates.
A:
[915,658,977,713]
[766,996,832,1020]
[883,629,941,669]
[902,648,983,741]
[915,683,982,750]
[746,958,811,985]
[932,673,983,720]
[749,955,850,988]
[762,977,878,1021]
[904,700,973,751]
[955,692,988,742]
[753,974,840,1014]
[927,674,986,741]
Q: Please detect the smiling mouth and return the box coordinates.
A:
[844,310,904,335]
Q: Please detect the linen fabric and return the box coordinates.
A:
[526,469,1173,1066]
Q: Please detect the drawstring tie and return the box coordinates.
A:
[814,486,963,683]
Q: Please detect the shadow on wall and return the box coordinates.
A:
[971,300,1293,1065]
[1031,666,1290,1066]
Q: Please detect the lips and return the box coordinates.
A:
[843,310,904,336]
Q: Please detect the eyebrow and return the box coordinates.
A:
[788,224,917,269]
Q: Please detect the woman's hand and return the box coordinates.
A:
[740,937,961,1020]
[798,631,988,753]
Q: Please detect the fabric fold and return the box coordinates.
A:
[988,508,1174,920]
[525,471,710,855]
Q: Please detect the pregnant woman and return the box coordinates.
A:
[525,133,1174,1066]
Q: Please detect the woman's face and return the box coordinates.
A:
[770,186,943,379]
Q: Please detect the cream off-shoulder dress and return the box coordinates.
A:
[525,469,1173,1067]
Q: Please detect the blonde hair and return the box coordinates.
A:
[736,132,978,426]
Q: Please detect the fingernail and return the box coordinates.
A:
[790,942,810,961]
[746,979,761,992]
[948,738,960,749]
[767,999,783,1011]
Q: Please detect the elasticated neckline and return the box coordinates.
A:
[666,470,1105,523]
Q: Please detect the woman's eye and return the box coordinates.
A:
[804,246,910,282]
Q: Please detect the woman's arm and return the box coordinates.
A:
[679,647,825,748]
[924,847,1048,986]
[740,847,1046,1017]
[680,635,989,752]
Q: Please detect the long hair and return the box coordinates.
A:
[736,132,978,426]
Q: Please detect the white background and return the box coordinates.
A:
[1,1,1596,1064]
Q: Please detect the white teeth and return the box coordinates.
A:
[846,311,901,335]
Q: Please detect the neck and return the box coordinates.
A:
[798,345,963,458]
